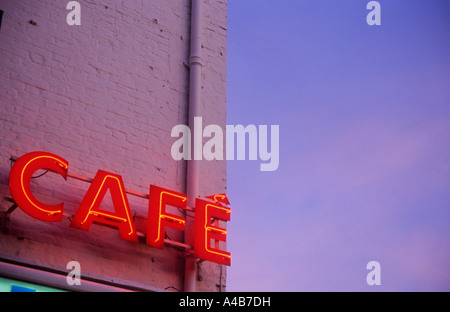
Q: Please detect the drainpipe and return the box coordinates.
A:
[184,0,203,293]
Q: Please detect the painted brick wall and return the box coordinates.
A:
[0,0,227,292]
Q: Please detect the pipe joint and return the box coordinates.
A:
[189,55,203,67]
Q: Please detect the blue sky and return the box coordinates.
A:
[226,0,449,291]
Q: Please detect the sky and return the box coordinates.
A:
[225,0,450,291]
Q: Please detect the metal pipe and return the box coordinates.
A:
[184,0,203,293]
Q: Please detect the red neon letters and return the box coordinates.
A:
[194,198,231,266]
[9,151,68,222]
[147,185,187,249]
[70,170,139,243]
[8,152,231,266]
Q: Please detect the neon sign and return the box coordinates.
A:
[9,151,68,222]
[147,185,188,249]
[70,170,139,243]
[194,198,231,265]
[8,151,231,266]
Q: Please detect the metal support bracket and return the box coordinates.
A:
[1,197,18,234]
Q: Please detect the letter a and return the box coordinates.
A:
[66,261,81,286]
[70,170,139,243]
[66,1,81,26]
[171,125,191,160]
[366,261,381,286]
[366,1,381,26]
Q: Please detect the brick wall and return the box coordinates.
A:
[0,0,227,292]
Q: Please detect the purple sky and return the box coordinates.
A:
[226,0,449,291]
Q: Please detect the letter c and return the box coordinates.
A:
[9,151,68,222]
